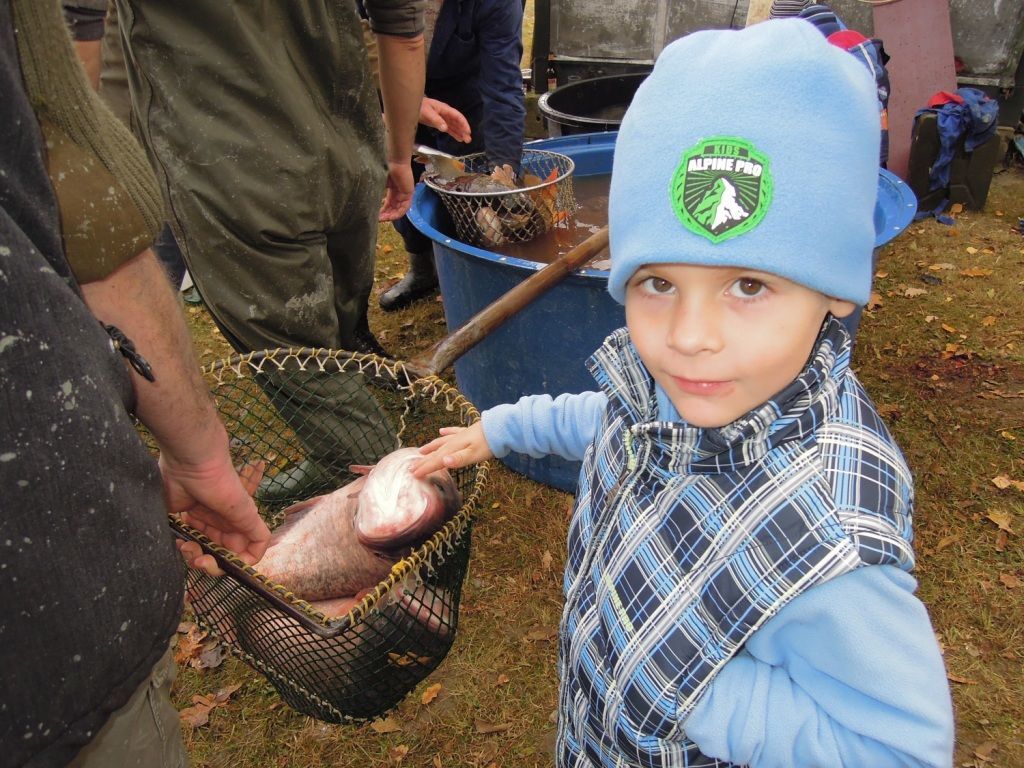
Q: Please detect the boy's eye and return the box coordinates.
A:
[729,278,766,298]
[642,276,674,294]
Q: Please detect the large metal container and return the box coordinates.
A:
[537,72,649,136]
[532,0,1024,90]
[407,132,917,493]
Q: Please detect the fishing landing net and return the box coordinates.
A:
[170,348,489,723]
[422,147,577,249]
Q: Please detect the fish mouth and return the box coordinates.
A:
[355,513,439,553]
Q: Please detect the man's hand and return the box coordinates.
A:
[164,453,271,576]
[419,97,472,144]
[379,160,415,221]
[412,422,494,478]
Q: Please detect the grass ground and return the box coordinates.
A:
[178,162,1024,768]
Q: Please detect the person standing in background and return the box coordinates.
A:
[376,0,527,311]
[114,0,428,502]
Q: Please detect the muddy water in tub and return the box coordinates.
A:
[495,174,610,267]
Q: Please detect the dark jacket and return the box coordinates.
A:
[426,0,525,168]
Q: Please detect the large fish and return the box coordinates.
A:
[255,447,461,603]
[186,450,462,718]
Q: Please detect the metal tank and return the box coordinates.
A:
[530,0,1024,90]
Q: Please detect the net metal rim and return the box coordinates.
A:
[173,346,489,639]
[420,147,575,199]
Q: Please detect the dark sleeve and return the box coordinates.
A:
[362,0,425,37]
[475,0,526,170]
[16,0,162,281]
[0,11,183,764]
[61,2,107,41]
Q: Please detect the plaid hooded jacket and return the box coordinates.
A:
[555,318,916,767]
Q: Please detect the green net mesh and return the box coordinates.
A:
[171,348,488,723]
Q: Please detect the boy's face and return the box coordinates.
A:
[624,263,856,428]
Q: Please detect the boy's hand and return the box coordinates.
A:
[412,422,493,477]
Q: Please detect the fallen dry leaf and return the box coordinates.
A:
[995,530,1009,552]
[946,672,978,685]
[178,684,240,728]
[421,682,442,705]
[475,742,500,763]
[525,627,558,642]
[961,267,993,278]
[371,716,403,734]
[991,475,1024,491]
[999,431,1016,441]
[179,703,211,728]
[495,673,510,686]
[193,642,226,670]
[541,550,554,571]
[474,721,512,734]
[876,403,902,420]
[974,740,997,762]
[210,684,241,704]
[950,203,963,214]
[903,287,928,298]
[981,315,996,327]
[875,269,889,278]
[941,323,957,333]
[999,573,1021,590]
[867,291,883,310]
[388,745,409,763]
[985,510,1015,535]
[928,262,956,271]
[935,533,962,551]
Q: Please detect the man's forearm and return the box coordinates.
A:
[376,32,425,166]
[79,248,230,465]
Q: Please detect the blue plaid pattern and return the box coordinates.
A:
[556,318,915,767]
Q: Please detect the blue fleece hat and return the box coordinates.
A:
[607,19,880,305]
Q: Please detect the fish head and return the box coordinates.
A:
[354,448,462,552]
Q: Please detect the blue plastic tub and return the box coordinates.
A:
[407,132,917,492]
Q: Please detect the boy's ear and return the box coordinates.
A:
[828,298,858,318]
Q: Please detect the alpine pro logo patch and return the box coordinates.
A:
[670,136,772,244]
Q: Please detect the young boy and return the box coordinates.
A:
[415,19,954,767]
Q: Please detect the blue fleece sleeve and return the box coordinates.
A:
[480,391,607,461]
[682,566,954,768]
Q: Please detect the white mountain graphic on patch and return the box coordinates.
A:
[692,177,752,233]
[710,178,748,230]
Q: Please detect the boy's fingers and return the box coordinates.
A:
[411,454,445,478]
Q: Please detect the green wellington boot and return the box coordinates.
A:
[256,458,332,505]
[378,251,438,312]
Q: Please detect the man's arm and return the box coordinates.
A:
[80,248,271,571]
[376,30,426,221]
[362,0,427,220]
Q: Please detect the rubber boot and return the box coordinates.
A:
[351,312,390,357]
[379,251,438,312]
[257,458,331,505]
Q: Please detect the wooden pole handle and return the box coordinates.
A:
[407,225,609,378]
